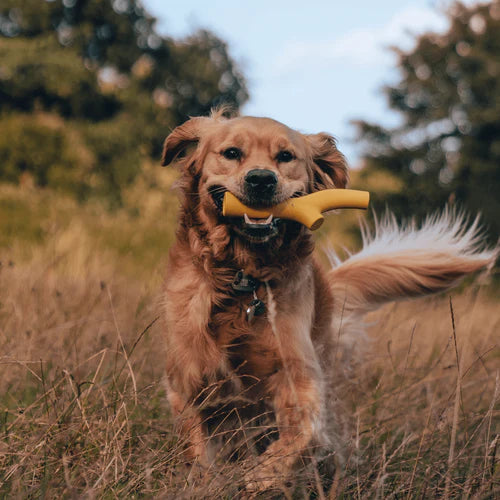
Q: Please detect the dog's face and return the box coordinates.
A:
[162,114,348,245]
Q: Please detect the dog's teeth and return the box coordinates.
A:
[244,213,273,225]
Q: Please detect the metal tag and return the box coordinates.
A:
[246,299,266,323]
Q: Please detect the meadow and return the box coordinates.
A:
[0,168,498,498]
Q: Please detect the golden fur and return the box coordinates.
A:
[161,110,496,492]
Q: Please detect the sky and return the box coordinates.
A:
[142,0,479,164]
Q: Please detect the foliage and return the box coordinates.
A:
[354,2,500,243]
[0,36,119,120]
[164,30,248,124]
[0,113,92,198]
[81,114,144,203]
[0,0,248,203]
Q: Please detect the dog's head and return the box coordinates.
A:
[162,110,348,248]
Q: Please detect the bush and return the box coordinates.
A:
[81,114,144,204]
[0,113,92,198]
[0,36,120,120]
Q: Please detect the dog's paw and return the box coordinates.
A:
[243,455,290,495]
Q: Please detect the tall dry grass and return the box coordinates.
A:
[343,290,499,499]
[0,173,498,497]
[0,236,498,498]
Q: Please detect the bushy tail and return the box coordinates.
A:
[327,208,498,316]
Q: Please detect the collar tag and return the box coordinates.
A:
[246,298,266,323]
[232,270,259,293]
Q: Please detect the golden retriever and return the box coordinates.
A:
[160,109,496,492]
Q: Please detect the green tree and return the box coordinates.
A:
[0,36,119,120]
[0,0,248,202]
[354,1,500,243]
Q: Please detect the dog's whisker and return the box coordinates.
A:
[207,187,228,194]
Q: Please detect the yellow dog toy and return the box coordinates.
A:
[223,189,370,230]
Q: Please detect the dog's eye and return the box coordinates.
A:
[222,147,242,161]
[276,150,294,163]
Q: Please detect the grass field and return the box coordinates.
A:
[0,176,498,498]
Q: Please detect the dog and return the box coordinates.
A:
[160,109,496,492]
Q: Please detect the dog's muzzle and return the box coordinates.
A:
[244,169,278,206]
[208,171,282,244]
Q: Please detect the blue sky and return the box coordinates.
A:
[142,0,479,164]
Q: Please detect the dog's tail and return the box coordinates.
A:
[327,208,498,317]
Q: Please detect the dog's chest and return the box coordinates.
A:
[211,303,282,382]
[210,273,315,383]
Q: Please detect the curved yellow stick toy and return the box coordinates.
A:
[223,189,370,231]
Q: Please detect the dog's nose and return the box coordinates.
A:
[245,169,278,199]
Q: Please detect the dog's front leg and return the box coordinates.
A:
[164,274,224,467]
[245,361,322,492]
[167,387,210,466]
[165,335,226,468]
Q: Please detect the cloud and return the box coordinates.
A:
[273,5,450,77]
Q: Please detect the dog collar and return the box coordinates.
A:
[232,270,266,322]
[232,270,259,293]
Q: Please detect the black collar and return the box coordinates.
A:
[231,269,260,294]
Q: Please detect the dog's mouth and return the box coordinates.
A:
[208,185,281,243]
[235,213,280,243]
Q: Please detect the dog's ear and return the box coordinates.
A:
[306,133,348,190]
[161,117,207,166]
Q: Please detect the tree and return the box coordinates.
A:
[0,0,248,202]
[354,1,500,243]
[0,36,120,120]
